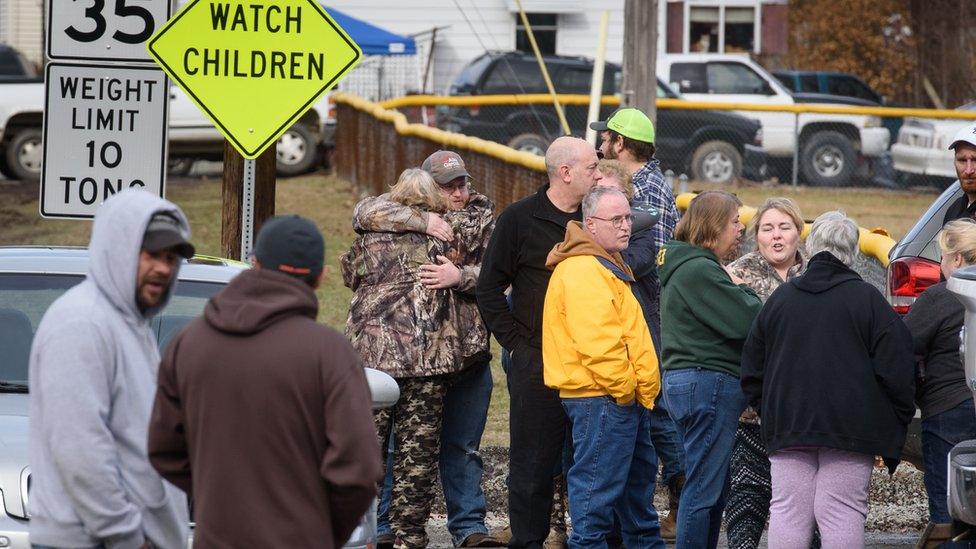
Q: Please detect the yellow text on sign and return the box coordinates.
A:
[147,0,361,158]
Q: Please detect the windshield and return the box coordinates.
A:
[0,273,225,388]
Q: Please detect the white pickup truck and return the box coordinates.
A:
[0,46,335,181]
[657,54,890,186]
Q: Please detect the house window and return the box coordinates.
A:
[515,13,557,55]
[689,7,719,52]
[686,4,758,54]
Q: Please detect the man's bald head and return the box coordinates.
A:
[545,136,588,181]
[544,136,603,209]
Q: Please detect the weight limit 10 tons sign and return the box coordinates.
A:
[40,64,168,219]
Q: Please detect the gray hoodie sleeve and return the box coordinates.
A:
[33,319,146,548]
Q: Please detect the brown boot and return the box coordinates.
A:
[660,474,685,541]
[916,522,954,549]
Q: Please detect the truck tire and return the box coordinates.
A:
[690,140,742,185]
[167,157,195,177]
[0,153,14,180]
[4,128,42,181]
[800,131,856,187]
[276,124,319,177]
[507,133,548,156]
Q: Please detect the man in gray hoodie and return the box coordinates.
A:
[28,190,194,549]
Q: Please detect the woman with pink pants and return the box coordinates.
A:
[740,212,916,548]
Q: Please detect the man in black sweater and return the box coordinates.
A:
[942,123,976,225]
[476,136,603,548]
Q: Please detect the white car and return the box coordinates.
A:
[0,246,397,548]
[0,79,335,181]
[657,54,890,187]
[891,102,976,185]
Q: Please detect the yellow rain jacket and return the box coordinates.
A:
[542,221,660,408]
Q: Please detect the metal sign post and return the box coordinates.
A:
[240,159,256,259]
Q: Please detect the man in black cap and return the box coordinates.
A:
[148,215,382,548]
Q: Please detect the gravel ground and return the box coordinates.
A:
[422,447,927,547]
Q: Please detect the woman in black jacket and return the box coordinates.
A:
[740,212,915,549]
[903,218,976,548]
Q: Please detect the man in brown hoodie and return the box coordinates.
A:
[148,215,381,548]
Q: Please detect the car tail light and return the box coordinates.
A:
[888,256,942,314]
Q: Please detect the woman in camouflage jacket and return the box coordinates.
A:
[341,166,494,549]
[724,197,808,549]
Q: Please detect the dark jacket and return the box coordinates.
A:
[477,185,580,352]
[903,281,972,419]
[148,269,381,549]
[621,215,662,351]
[943,193,976,226]
[740,252,916,470]
[657,239,762,377]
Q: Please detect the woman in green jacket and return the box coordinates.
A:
[657,190,763,549]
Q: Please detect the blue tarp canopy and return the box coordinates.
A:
[323,6,417,56]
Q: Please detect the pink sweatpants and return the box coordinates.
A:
[768,446,874,549]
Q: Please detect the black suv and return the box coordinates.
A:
[440,51,766,185]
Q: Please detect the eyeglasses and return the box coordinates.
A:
[589,214,633,229]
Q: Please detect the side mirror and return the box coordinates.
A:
[365,368,400,410]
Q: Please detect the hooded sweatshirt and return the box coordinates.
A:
[741,252,916,469]
[657,239,762,377]
[541,222,660,408]
[28,190,190,549]
[148,268,381,548]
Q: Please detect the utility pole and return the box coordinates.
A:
[622,0,658,121]
[220,142,276,260]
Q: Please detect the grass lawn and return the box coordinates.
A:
[0,174,943,447]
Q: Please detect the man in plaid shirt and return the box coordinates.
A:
[590,107,685,540]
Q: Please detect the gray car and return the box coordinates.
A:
[0,246,397,548]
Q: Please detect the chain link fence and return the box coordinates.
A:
[374,93,976,191]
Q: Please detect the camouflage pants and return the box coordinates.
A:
[374,375,450,548]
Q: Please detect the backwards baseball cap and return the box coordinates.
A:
[142,212,195,258]
[422,150,471,185]
[589,107,655,144]
[252,215,324,282]
[949,123,976,150]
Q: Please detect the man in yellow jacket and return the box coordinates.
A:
[542,185,665,548]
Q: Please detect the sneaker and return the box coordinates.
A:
[543,527,568,549]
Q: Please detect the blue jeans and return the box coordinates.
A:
[649,401,685,486]
[563,396,665,549]
[663,368,746,549]
[922,398,976,524]
[378,362,493,545]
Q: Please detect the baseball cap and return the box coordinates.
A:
[422,150,471,185]
[142,212,195,258]
[252,215,324,281]
[948,123,976,150]
[589,107,655,144]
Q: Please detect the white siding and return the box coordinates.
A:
[7,0,42,66]
[0,0,8,45]
[324,1,626,94]
[555,2,625,65]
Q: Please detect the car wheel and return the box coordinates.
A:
[276,124,319,177]
[167,157,195,177]
[0,151,15,180]
[800,131,856,187]
[690,140,742,185]
[507,133,549,156]
[4,128,43,181]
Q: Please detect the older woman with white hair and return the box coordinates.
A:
[740,212,916,549]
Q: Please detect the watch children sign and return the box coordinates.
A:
[147,0,361,158]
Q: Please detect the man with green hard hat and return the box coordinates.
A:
[590,107,685,539]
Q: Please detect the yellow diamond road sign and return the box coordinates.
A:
[147,0,361,158]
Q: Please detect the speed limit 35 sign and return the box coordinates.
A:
[48,0,171,62]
